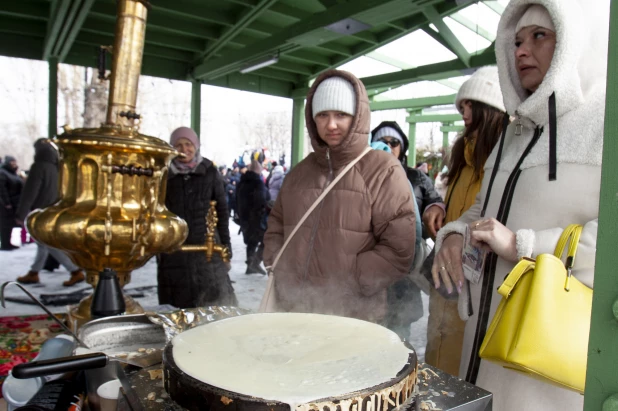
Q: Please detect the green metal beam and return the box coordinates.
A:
[365,52,462,94]
[150,0,235,27]
[440,125,464,133]
[482,1,505,15]
[291,98,305,166]
[0,1,48,21]
[48,57,58,139]
[407,109,421,167]
[192,0,400,80]
[43,0,70,60]
[56,0,95,61]
[291,46,495,99]
[370,94,457,111]
[91,2,222,41]
[191,81,201,138]
[324,1,475,75]
[46,0,95,62]
[407,113,462,124]
[421,7,470,66]
[584,1,618,409]
[200,0,278,62]
[449,13,495,42]
[0,16,46,38]
[442,122,452,148]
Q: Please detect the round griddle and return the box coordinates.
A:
[163,341,417,411]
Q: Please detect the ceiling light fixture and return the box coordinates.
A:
[240,53,279,74]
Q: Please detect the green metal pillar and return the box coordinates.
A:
[584,2,618,410]
[406,108,422,167]
[291,98,305,167]
[407,122,417,168]
[191,81,202,139]
[442,122,451,150]
[48,57,58,138]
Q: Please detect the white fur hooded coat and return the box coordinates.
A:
[434,0,609,409]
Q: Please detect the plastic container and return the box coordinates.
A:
[2,335,75,411]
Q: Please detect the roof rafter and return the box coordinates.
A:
[370,94,457,111]
[43,0,95,62]
[483,1,505,15]
[449,13,495,42]
[291,44,495,98]
[321,0,475,78]
[422,6,470,67]
[200,0,278,63]
[191,0,400,81]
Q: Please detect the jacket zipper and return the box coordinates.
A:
[300,148,333,283]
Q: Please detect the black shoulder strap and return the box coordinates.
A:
[480,113,510,218]
[548,92,557,181]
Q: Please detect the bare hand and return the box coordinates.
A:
[432,233,464,294]
[422,206,446,238]
[470,218,518,263]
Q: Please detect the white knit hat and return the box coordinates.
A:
[516,4,555,34]
[371,127,404,148]
[455,66,506,114]
[312,77,356,117]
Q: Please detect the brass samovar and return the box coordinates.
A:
[27,0,228,329]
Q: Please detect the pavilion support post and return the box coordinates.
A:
[442,122,452,150]
[291,98,305,167]
[583,1,618,409]
[48,57,58,138]
[407,109,422,167]
[191,81,202,139]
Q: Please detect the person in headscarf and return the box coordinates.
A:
[432,1,609,408]
[157,126,237,308]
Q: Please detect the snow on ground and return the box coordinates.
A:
[0,222,428,359]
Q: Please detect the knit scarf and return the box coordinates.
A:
[170,153,203,175]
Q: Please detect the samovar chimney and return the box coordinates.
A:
[106,0,147,128]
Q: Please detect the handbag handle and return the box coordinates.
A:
[500,225,584,298]
[497,258,535,299]
[266,146,372,274]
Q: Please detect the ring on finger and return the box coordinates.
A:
[440,266,447,271]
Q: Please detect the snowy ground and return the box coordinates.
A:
[0,222,429,359]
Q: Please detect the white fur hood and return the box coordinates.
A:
[496,0,609,126]
[484,0,610,172]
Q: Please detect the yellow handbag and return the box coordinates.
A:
[479,224,592,393]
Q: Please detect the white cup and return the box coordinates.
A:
[96,379,122,411]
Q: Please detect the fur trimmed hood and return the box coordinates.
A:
[496,0,609,125]
[486,0,610,172]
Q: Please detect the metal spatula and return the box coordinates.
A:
[11,349,163,379]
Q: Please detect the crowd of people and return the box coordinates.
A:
[1,0,608,408]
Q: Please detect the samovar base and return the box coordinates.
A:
[67,292,144,331]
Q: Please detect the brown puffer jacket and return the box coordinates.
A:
[263,70,416,322]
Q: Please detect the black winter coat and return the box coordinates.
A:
[404,166,443,214]
[157,158,236,309]
[0,164,23,221]
[236,171,269,246]
[16,142,59,221]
